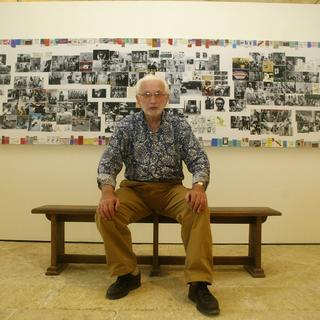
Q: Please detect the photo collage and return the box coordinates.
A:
[0,38,319,147]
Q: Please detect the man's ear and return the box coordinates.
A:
[136,95,141,107]
[165,94,170,105]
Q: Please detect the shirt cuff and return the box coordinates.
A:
[192,174,209,190]
[97,173,116,189]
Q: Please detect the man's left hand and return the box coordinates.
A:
[185,184,207,213]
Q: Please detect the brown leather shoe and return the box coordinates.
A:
[188,282,220,316]
[106,272,141,300]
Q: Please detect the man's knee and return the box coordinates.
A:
[96,209,130,233]
[179,206,210,226]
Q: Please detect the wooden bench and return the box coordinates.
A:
[31,205,281,278]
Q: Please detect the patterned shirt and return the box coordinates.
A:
[97,110,210,188]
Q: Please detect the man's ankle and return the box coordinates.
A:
[131,266,140,276]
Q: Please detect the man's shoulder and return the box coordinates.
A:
[164,111,190,130]
[116,111,142,129]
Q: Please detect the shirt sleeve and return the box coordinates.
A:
[178,119,211,188]
[97,124,126,189]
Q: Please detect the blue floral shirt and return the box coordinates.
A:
[97,110,210,188]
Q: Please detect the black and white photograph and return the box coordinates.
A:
[104,119,115,133]
[51,55,79,72]
[229,99,246,112]
[90,116,101,131]
[41,120,55,132]
[102,102,137,121]
[0,65,11,74]
[132,51,148,63]
[92,88,107,98]
[305,94,320,107]
[214,84,230,97]
[184,99,201,114]
[148,50,159,58]
[169,84,181,104]
[110,72,129,86]
[0,54,7,65]
[93,49,109,61]
[72,102,86,118]
[28,76,44,89]
[68,89,88,102]
[40,56,52,72]
[180,81,202,96]
[81,72,97,84]
[147,60,159,73]
[205,97,214,110]
[14,76,27,89]
[128,73,138,87]
[231,115,250,131]
[215,97,226,112]
[214,71,228,84]
[56,108,72,125]
[3,102,18,115]
[65,72,82,84]
[166,108,185,118]
[271,52,286,65]
[251,109,292,136]
[96,71,111,85]
[295,110,320,133]
[110,86,127,98]
[85,102,99,118]
[207,54,220,71]
[0,74,10,85]
[48,72,63,85]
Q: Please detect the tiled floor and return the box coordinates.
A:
[0,242,319,319]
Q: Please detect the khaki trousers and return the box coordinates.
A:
[96,180,214,284]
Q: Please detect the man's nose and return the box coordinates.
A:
[150,95,157,102]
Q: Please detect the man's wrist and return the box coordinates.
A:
[101,184,115,194]
[192,181,206,191]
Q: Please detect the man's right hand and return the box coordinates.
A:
[97,185,120,220]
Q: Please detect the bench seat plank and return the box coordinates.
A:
[31,205,281,278]
[32,205,281,217]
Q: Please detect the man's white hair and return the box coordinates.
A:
[136,74,170,95]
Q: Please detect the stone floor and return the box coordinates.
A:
[0,242,319,319]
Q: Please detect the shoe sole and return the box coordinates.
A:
[107,282,141,300]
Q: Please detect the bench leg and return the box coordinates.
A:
[46,215,68,275]
[149,216,161,276]
[244,217,265,278]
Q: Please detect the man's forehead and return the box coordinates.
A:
[139,80,165,91]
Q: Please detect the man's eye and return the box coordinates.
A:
[140,92,166,98]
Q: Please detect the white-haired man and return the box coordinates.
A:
[96,74,219,316]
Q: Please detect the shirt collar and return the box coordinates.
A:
[138,109,168,132]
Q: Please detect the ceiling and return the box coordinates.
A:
[0,0,319,4]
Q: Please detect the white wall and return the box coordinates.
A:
[0,1,319,243]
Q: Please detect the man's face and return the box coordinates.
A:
[216,99,225,110]
[136,80,169,119]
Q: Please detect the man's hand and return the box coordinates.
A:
[185,184,208,213]
[97,185,120,220]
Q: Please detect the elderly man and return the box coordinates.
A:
[96,74,219,316]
